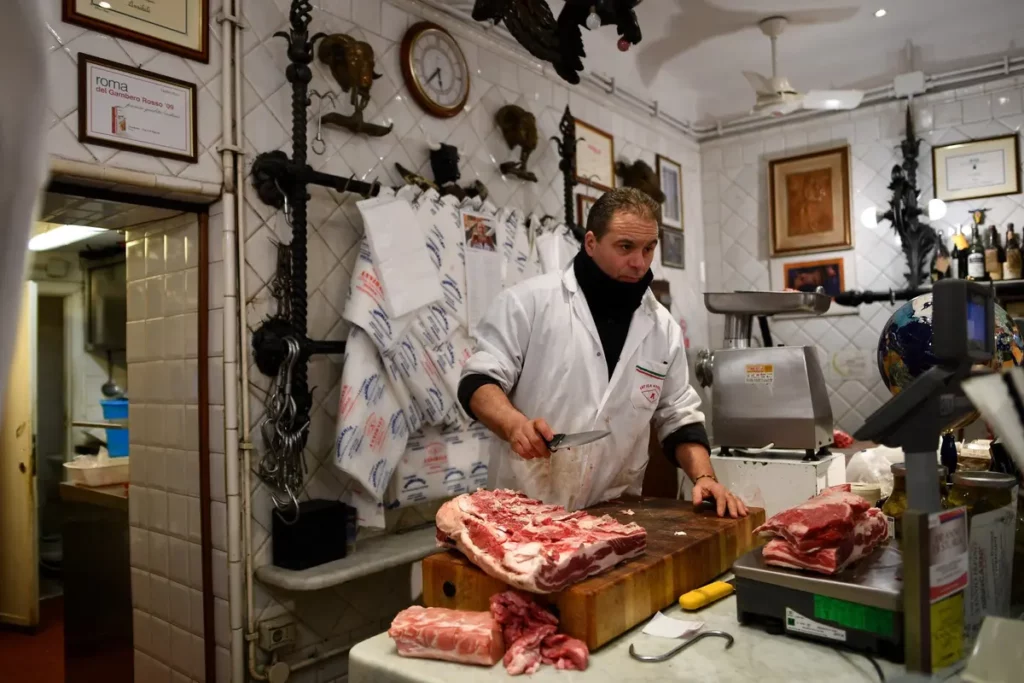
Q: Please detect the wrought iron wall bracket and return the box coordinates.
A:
[251,150,380,211]
[550,105,584,241]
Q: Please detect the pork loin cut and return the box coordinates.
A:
[753,484,872,552]
[388,606,504,666]
[490,590,588,675]
[436,489,646,593]
[762,507,889,575]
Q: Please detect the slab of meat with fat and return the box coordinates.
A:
[762,507,889,575]
[388,605,504,666]
[436,489,646,593]
[753,484,872,552]
[490,590,589,675]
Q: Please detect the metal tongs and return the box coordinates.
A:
[628,630,734,663]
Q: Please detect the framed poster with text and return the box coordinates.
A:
[63,0,209,63]
[574,119,615,192]
[78,54,198,163]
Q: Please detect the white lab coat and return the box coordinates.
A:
[461,264,705,510]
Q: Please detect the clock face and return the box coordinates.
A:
[402,23,470,118]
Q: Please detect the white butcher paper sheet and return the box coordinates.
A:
[359,195,443,318]
[333,328,410,509]
[342,239,414,353]
[461,209,504,338]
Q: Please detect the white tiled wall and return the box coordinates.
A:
[126,213,206,682]
[41,1,224,187]
[702,75,1024,433]
[234,2,707,682]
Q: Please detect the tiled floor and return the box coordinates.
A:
[0,598,63,683]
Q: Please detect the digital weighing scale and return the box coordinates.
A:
[733,544,905,662]
[732,280,996,672]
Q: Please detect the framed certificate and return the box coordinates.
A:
[932,134,1021,202]
[660,227,684,269]
[574,119,615,192]
[63,0,209,63]
[78,54,198,163]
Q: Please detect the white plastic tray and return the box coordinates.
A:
[64,455,130,487]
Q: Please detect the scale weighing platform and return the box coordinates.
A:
[733,543,905,662]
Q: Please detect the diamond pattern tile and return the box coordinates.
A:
[703,81,1024,432]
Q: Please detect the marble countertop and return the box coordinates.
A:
[349,588,912,683]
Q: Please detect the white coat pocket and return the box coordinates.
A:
[630,360,669,411]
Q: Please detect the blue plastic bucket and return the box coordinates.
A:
[100,399,130,457]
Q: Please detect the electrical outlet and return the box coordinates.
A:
[258,615,296,652]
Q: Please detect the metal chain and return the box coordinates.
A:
[256,336,308,523]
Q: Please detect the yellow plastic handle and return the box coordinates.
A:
[678,581,735,611]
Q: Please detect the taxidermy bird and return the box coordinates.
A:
[495,105,539,182]
[616,159,665,204]
[472,0,644,84]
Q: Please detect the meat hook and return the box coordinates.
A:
[309,89,337,156]
[628,630,735,663]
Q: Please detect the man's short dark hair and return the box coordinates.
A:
[585,187,660,239]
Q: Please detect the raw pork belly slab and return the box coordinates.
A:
[753,484,872,552]
[436,489,647,593]
[761,506,889,575]
[490,590,589,675]
[388,605,504,666]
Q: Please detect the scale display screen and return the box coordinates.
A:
[966,292,989,352]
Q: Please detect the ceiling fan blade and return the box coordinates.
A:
[802,89,864,110]
[742,70,773,95]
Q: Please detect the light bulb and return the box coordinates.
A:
[585,8,601,30]
[860,206,879,229]
[928,198,948,221]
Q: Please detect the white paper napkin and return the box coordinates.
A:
[641,612,704,639]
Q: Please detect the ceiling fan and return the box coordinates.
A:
[743,16,864,117]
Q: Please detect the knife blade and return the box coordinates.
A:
[545,430,611,452]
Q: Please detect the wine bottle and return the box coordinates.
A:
[954,229,970,278]
[967,225,987,280]
[950,233,961,279]
[985,225,1003,280]
[1004,223,1022,280]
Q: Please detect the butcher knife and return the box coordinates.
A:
[544,430,611,452]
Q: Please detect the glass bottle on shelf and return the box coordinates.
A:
[985,225,1003,281]
[967,225,987,281]
[954,228,970,279]
[1004,223,1021,280]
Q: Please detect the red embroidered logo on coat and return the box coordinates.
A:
[639,383,661,404]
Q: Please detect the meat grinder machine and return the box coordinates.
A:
[695,290,835,458]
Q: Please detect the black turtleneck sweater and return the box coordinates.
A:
[457,249,710,466]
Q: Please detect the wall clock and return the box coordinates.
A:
[401,22,470,119]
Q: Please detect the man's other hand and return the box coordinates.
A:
[508,417,555,460]
[693,479,748,518]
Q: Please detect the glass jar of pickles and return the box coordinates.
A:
[946,471,1016,516]
[881,462,949,540]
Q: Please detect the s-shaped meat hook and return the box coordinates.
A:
[628,630,735,663]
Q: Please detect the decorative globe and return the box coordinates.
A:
[878,293,1024,396]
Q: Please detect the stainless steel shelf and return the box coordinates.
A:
[254,526,442,592]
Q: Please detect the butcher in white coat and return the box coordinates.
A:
[458,188,747,517]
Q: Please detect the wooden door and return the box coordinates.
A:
[0,282,39,626]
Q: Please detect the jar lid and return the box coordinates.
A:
[890,463,949,477]
[951,471,1017,489]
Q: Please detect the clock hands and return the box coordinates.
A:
[426,67,443,90]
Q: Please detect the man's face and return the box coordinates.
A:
[585,210,659,283]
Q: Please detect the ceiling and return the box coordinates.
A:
[438,0,1024,123]
[35,192,183,252]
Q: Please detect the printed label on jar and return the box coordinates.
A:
[967,253,986,278]
[886,515,896,540]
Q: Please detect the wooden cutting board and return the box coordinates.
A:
[422,498,765,650]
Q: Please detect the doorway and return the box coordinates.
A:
[0,190,191,682]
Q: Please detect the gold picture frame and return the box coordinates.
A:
[768,146,852,256]
[574,119,615,192]
[932,134,1021,202]
[64,0,210,63]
